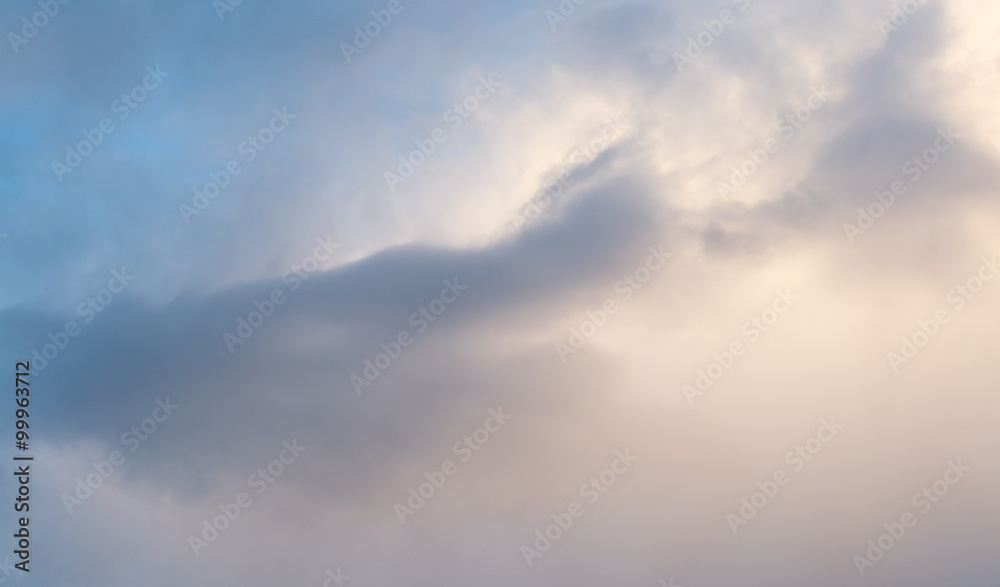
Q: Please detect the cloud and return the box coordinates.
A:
[2,0,1000,584]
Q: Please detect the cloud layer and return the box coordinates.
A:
[2,0,1000,585]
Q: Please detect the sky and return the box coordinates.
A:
[1,0,999,585]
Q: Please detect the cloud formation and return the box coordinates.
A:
[1,0,1000,585]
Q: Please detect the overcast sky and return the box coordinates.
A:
[1,0,999,585]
